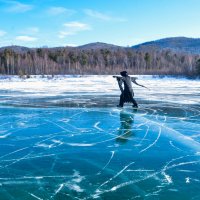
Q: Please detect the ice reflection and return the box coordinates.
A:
[116,109,137,144]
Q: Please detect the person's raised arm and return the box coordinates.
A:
[131,77,150,90]
[113,76,122,79]
[113,76,124,92]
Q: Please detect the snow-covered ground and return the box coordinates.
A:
[0,75,200,106]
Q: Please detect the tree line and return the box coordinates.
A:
[0,46,200,76]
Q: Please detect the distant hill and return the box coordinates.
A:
[78,42,122,50]
[0,43,122,53]
[132,37,200,54]
[0,45,30,53]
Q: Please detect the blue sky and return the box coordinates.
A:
[0,0,200,47]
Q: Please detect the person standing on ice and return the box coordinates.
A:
[113,71,148,108]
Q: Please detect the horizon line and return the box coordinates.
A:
[0,36,200,49]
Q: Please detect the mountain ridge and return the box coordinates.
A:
[1,37,200,54]
[132,37,200,54]
[0,42,123,52]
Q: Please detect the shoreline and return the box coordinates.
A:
[0,74,199,80]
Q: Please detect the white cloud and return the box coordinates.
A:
[5,1,33,13]
[84,9,126,22]
[84,9,111,21]
[59,22,91,38]
[16,36,37,42]
[47,6,75,16]
[59,31,74,38]
[63,22,90,29]
[0,30,6,37]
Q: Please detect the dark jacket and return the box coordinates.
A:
[117,76,135,102]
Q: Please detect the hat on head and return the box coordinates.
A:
[120,71,128,77]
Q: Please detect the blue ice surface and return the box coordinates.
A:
[0,76,200,200]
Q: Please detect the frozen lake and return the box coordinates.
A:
[0,75,200,199]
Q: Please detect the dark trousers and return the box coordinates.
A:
[119,93,138,107]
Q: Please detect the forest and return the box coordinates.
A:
[0,45,200,76]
